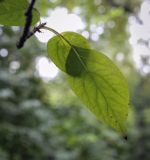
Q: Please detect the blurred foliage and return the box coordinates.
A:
[0,0,150,160]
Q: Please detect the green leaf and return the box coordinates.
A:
[47,32,129,133]
[67,47,129,133]
[0,0,40,26]
[47,32,90,72]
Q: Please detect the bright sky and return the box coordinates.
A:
[129,0,150,74]
[36,57,59,81]
[36,1,150,80]
[35,7,85,43]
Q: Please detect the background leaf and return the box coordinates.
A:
[47,32,129,133]
[0,0,40,26]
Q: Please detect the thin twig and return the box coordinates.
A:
[16,0,36,49]
[26,22,47,39]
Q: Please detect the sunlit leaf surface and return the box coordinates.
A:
[47,32,129,133]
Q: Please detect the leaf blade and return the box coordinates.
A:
[47,32,129,133]
[67,47,129,133]
[47,32,90,72]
